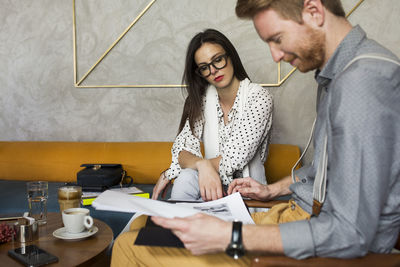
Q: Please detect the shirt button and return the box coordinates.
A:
[291,204,296,210]
[301,179,307,183]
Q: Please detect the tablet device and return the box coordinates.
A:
[8,245,58,267]
[0,212,27,221]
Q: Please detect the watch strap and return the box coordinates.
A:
[231,221,242,246]
[226,221,244,259]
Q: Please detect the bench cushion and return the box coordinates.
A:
[0,142,300,184]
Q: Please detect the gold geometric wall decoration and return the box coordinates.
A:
[72,0,364,88]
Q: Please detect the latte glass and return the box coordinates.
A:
[58,186,82,213]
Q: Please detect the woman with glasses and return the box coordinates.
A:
[152,29,273,202]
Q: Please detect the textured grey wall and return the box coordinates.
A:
[0,0,399,164]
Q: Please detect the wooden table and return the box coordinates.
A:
[0,212,113,266]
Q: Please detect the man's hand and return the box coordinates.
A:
[227,177,272,201]
[151,213,230,255]
[196,159,223,201]
[152,172,171,200]
[228,176,293,201]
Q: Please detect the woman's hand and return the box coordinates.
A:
[151,213,230,255]
[196,159,223,201]
[228,177,271,201]
[152,171,171,200]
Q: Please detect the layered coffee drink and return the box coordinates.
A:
[58,186,82,213]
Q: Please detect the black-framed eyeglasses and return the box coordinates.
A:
[195,54,228,77]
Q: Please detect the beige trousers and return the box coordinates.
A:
[111,200,310,267]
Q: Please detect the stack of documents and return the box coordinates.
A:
[82,186,149,206]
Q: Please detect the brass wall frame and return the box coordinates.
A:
[72,0,364,88]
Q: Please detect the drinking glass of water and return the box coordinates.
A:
[27,181,48,225]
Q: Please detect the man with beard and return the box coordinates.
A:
[111,0,400,264]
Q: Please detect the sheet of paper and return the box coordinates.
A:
[82,191,102,198]
[82,186,143,198]
[109,186,143,194]
[92,190,199,217]
[92,191,254,224]
[175,194,254,224]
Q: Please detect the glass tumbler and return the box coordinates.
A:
[26,181,48,225]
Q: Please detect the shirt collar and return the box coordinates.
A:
[216,82,241,121]
[228,87,240,120]
[216,101,224,118]
[315,25,366,88]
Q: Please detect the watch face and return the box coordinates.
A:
[226,245,245,259]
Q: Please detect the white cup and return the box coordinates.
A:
[62,208,93,234]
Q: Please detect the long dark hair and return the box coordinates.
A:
[179,29,249,134]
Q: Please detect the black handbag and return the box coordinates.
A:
[77,164,130,191]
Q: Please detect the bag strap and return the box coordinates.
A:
[312,54,400,216]
[343,54,400,71]
[291,119,316,183]
[291,54,400,216]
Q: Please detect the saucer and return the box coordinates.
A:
[53,226,98,241]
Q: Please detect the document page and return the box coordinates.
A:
[175,194,254,224]
[92,191,254,224]
[82,186,143,198]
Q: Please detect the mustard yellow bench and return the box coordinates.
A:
[0,142,300,184]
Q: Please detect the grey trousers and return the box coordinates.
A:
[170,168,202,201]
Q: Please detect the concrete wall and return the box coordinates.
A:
[1,0,399,164]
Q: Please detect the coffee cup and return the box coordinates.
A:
[62,208,93,234]
[58,186,82,213]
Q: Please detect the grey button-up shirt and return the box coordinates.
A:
[279,26,400,259]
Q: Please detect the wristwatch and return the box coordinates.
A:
[225,221,245,259]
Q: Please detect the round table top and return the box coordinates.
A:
[0,212,113,266]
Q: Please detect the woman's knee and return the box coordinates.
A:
[171,169,200,200]
[173,168,198,186]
